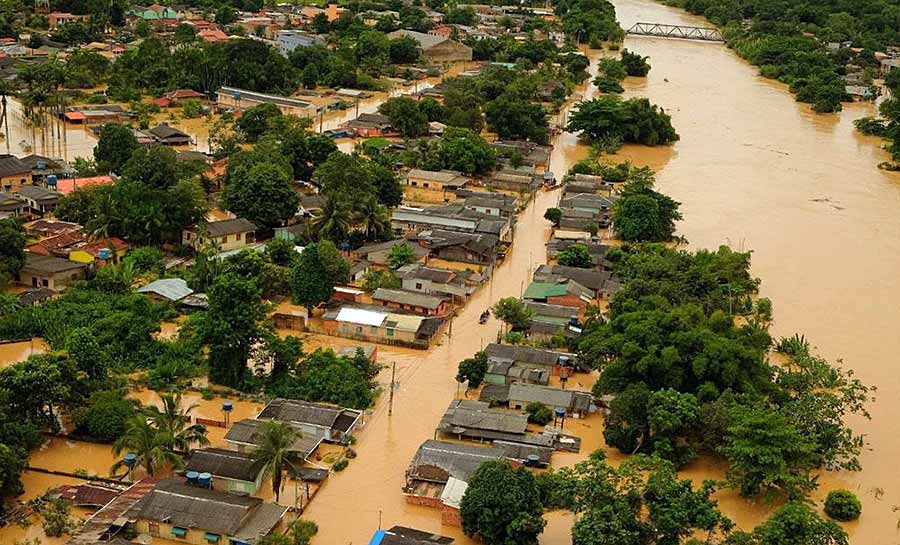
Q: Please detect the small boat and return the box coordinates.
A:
[479,310,490,324]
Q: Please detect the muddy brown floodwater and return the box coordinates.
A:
[306,2,900,543]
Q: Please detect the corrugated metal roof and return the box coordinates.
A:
[137,278,193,301]
[336,307,387,326]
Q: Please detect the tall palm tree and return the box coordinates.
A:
[251,421,299,503]
[313,197,352,242]
[111,417,183,478]
[145,393,210,453]
[354,197,390,242]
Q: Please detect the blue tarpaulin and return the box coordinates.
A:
[368,530,387,545]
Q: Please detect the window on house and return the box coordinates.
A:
[415,282,423,290]
[356,326,363,334]
[171,527,188,539]
[387,328,394,337]
[423,182,429,188]
[41,279,48,287]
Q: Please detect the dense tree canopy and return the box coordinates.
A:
[460,460,546,545]
[568,96,679,146]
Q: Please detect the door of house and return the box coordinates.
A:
[149,522,159,537]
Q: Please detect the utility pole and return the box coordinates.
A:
[388,361,396,416]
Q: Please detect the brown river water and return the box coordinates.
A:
[3,0,900,540]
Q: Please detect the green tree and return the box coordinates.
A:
[438,127,497,175]
[460,460,546,545]
[492,297,534,331]
[738,502,847,545]
[251,420,299,503]
[111,417,183,477]
[525,402,553,425]
[94,122,138,173]
[612,170,682,242]
[456,351,488,389]
[121,145,189,190]
[0,219,25,286]
[0,443,27,500]
[543,208,562,226]
[558,243,593,268]
[722,402,818,500]
[389,36,420,64]
[291,241,349,312]
[361,268,400,294]
[301,63,319,89]
[388,242,417,269]
[237,103,283,142]
[485,94,549,144]
[620,49,651,76]
[145,393,210,453]
[568,96,679,146]
[223,161,299,230]
[66,326,107,382]
[202,273,267,388]
[378,96,428,138]
[73,389,136,443]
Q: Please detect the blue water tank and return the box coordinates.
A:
[222,401,233,412]
[186,471,199,484]
[47,175,57,187]
[123,453,138,467]
[98,248,111,260]
[525,454,541,467]
[555,407,567,419]
[197,472,212,488]
[36,161,47,170]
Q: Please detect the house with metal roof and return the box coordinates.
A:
[372,288,450,316]
[184,448,265,495]
[368,526,454,545]
[217,86,318,118]
[317,304,444,349]
[149,123,192,146]
[126,479,287,545]
[480,383,594,416]
[0,154,32,192]
[403,169,470,204]
[523,279,594,314]
[256,398,363,443]
[137,278,194,302]
[183,217,257,253]
[224,419,324,460]
[14,185,61,216]
[403,440,504,525]
[397,264,476,300]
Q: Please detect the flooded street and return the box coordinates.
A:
[0,338,47,368]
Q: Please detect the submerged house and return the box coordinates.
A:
[403,169,470,203]
[484,343,580,380]
[404,440,505,526]
[126,479,287,545]
[371,288,450,316]
[369,526,454,545]
[225,419,324,460]
[256,398,363,444]
[481,383,593,417]
[318,305,443,349]
[184,448,265,495]
[18,252,87,291]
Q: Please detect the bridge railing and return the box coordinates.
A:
[627,22,725,42]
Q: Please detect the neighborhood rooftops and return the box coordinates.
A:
[0,154,31,177]
[218,86,314,111]
[438,399,528,436]
[185,448,260,482]
[127,479,287,542]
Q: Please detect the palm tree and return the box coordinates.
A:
[251,421,299,503]
[111,417,183,477]
[313,197,352,242]
[354,197,390,242]
[145,393,210,453]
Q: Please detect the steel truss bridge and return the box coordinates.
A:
[626,22,725,42]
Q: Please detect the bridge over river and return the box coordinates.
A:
[626,22,725,42]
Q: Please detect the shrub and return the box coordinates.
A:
[333,458,349,472]
[525,402,554,425]
[824,489,861,521]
